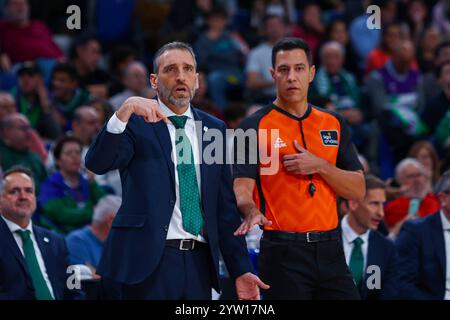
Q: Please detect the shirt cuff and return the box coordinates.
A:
[106,112,127,134]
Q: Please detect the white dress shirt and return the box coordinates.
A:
[106,99,206,242]
[1,215,55,299]
[341,214,371,270]
[440,210,450,300]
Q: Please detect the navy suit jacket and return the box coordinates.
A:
[396,211,446,299]
[85,107,253,290]
[360,230,399,300]
[0,217,76,300]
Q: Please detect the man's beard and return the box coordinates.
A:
[157,80,196,109]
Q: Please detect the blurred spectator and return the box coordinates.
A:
[316,19,360,80]
[291,3,325,58]
[108,45,136,96]
[70,33,103,88]
[405,0,429,44]
[224,102,247,130]
[46,106,101,174]
[0,91,15,118]
[0,0,63,69]
[160,0,212,44]
[66,195,121,272]
[0,113,47,186]
[422,60,450,152]
[312,41,368,149]
[340,174,399,300]
[432,0,450,35]
[39,136,106,234]
[416,26,442,74]
[366,40,424,162]
[365,22,410,77]
[245,15,286,105]
[109,61,154,111]
[349,0,397,71]
[50,63,90,132]
[89,98,114,126]
[190,70,223,120]
[384,158,440,238]
[83,69,111,100]
[396,170,450,299]
[11,61,61,140]
[194,6,247,110]
[417,41,450,110]
[408,140,442,187]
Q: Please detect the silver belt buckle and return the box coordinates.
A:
[306,232,319,243]
[179,239,194,250]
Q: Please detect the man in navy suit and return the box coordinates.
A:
[0,166,78,300]
[396,170,450,299]
[85,42,268,299]
[340,174,399,299]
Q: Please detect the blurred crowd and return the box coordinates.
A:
[0,0,449,298]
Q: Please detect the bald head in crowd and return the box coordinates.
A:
[320,41,345,75]
[0,92,16,120]
[72,106,101,146]
[123,61,148,94]
[0,113,31,151]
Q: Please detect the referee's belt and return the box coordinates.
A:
[263,229,340,243]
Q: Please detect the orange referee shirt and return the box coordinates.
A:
[233,104,362,233]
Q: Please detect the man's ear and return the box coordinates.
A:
[150,73,158,90]
[347,199,359,212]
[195,73,199,90]
[270,68,275,80]
[309,65,316,83]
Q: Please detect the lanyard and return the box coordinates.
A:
[299,121,316,197]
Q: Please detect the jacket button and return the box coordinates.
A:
[164,225,168,232]
[170,200,175,206]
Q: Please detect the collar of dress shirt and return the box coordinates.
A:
[342,214,370,245]
[1,214,33,235]
[157,97,193,120]
[440,210,450,231]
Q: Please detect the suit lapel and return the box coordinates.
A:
[33,226,60,300]
[0,217,29,275]
[430,213,446,277]
[152,120,175,189]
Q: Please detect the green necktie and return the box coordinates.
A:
[349,237,364,287]
[168,115,204,236]
[15,230,54,300]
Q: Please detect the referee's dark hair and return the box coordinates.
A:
[272,37,313,68]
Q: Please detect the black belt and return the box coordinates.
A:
[263,229,340,243]
[165,239,207,250]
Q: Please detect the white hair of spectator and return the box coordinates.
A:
[92,195,121,224]
[124,61,148,78]
[320,41,345,60]
[395,157,426,184]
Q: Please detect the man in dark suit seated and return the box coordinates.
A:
[85,41,268,300]
[0,166,81,300]
[340,174,399,299]
[396,170,450,300]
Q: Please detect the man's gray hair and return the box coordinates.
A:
[435,170,450,193]
[92,195,121,224]
[152,41,197,74]
[320,40,345,60]
[395,157,426,183]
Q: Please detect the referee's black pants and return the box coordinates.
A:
[258,233,360,300]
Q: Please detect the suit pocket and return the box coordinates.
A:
[111,214,147,228]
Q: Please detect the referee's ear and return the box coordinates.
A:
[308,64,316,83]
